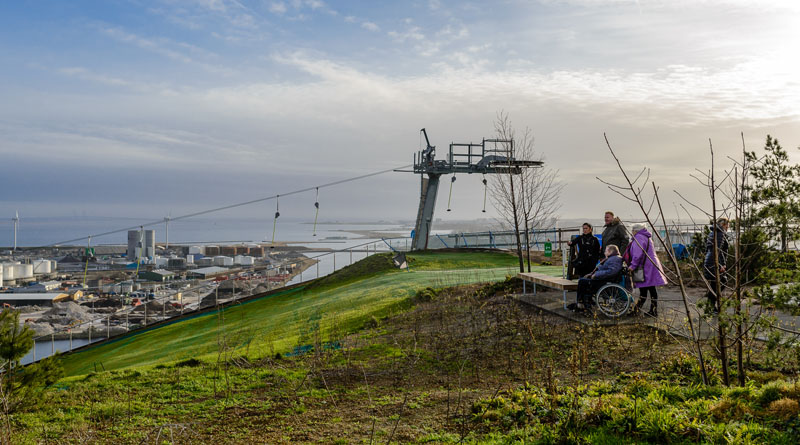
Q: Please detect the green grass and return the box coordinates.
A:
[58,251,562,377]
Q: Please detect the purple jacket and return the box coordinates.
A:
[628,229,667,288]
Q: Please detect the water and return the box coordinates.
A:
[0,216,413,248]
[20,338,104,365]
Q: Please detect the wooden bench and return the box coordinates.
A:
[518,272,578,309]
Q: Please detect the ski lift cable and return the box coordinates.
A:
[271,195,280,246]
[482,175,488,213]
[82,235,92,287]
[313,187,320,237]
[45,164,411,247]
[446,174,456,212]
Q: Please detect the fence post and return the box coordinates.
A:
[144,303,147,326]
[316,260,319,278]
[33,341,36,361]
[69,329,73,351]
[107,315,110,339]
[350,249,352,265]
[51,333,55,356]
[89,322,92,343]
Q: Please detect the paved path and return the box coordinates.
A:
[515,286,800,341]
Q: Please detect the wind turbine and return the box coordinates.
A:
[12,210,19,252]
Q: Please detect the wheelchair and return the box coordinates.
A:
[593,267,634,318]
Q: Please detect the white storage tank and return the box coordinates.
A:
[0,264,3,287]
[186,254,195,264]
[1,263,13,281]
[120,283,134,293]
[155,257,169,267]
[14,264,34,279]
[33,259,52,274]
[236,256,254,266]
[213,256,233,266]
[196,257,214,267]
[50,260,58,271]
[188,246,204,255]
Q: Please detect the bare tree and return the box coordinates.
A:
[490,112,563,272]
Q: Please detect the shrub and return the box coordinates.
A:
[767,398,800,420]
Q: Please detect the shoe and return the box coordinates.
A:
[646,307,658,317]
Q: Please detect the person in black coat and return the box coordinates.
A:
[569,223,602,278]
[703,218,730,312]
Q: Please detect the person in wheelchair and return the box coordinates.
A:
[570,244,624,311]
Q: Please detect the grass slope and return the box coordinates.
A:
[59,251,560,376]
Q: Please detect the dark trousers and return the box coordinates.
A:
[705,279,722,311]
[636,286,658,309]
[577,278,608,306]
[574,263,595,278]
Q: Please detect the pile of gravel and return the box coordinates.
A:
[40,302,91,325]
[26,322,55,336]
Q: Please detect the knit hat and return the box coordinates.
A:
[631,223,646,234]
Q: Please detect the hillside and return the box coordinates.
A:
[10,250,799,444]
[59,250,559,376]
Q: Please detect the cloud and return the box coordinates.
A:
[387,26,424,42]
[361,21,379,32]
[96,25,234,75]
[269,2,287,14]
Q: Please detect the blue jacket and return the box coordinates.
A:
[594,254,623,280]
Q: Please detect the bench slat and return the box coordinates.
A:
[518,272,578,290]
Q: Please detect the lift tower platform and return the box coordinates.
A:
[408,129,543,250]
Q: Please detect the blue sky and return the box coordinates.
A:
[1,0,799,234]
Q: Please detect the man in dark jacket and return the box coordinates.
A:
[572,245,624,310]
[602,211,629,254]
[569,223,602,277]
[703,217,729,312]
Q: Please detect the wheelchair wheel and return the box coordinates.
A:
[595,283,632,318]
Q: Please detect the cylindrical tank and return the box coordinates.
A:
[189,246,204,255]
[186,254,195,264]
[239,256,254,266]
[33,259,52,274]
[155,257,169,267]
[0,264,4,287]
[50,260,58,271]
[214,256,234,266]
[120,283,134,293]
[1,263,13,281]
[196,257,214,267]
[205,245,220,256]
[14,264,33,279]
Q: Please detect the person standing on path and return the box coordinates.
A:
[703,217,730,313]
[602,211,629,254]
[568,223,602,278]
[627,223,668,317]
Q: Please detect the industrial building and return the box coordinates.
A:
[138,269,175,282]
[12,280,63,293]
[186,266,229,279]
[0,292,73,307]
[127,229,156,260]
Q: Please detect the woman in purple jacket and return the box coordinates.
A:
[627,223,668,316]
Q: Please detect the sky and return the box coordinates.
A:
[1,0,799,236]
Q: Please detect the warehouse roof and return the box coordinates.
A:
[187,266,228,276]
[0,292,68,301]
